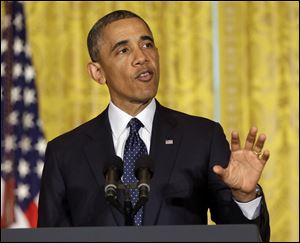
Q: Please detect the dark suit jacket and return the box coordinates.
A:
[37,100,270,241]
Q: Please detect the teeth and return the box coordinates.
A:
[140,72,149,77]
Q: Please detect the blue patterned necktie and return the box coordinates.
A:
[123,118,148,226]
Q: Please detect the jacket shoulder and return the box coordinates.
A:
[159,104,219,128]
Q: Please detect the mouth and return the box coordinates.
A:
[135,69,154,82]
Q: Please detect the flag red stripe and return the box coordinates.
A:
[24,201,38,228]
[1,179,16,228]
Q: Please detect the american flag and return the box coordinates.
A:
[1,1,47,228]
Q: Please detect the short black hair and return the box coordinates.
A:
[87,10,152,62]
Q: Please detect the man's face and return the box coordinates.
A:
[98,17,160,108]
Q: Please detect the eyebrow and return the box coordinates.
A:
[111,35,155,53]
[140,35,154,43]
[111,40,129,53]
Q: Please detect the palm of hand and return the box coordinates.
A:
[224,149,264,193]
[213,127,270,195]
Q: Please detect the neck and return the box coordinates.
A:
[111,98,153,116]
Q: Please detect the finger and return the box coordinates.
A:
[213,165,226,178]
[253,133,266,153]
[260,150,270,165]
[231,131,241,152]
[244,127,258,150]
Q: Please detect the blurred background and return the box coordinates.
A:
[1,1,299,241]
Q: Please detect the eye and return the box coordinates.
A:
[118,48,129,54]
[143,42,154,48]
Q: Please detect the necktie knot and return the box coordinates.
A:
[127,118,144,134]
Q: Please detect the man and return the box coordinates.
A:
[37,10,270,241]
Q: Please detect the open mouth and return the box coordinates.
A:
[135,70,153,82]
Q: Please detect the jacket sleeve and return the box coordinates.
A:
[207,122,270,242]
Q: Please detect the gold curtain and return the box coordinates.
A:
[218,2,299,242]
[23,1,213,140]
[2,1,298,241]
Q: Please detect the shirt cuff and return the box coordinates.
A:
[234,196,262,220]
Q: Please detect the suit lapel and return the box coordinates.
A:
[82,102,182,226]
[143,102,183,225]
[83,108,123,226]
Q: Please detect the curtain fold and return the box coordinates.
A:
[218,2,299,241]
[24,1,213,140]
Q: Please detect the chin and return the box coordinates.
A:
[135,97,153,104]
[143,92,157,101]
[133,94,155,105]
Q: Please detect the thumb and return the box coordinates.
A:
[213,165,225,177]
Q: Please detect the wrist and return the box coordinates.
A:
[232,191,256,202]
[232,185,261,202]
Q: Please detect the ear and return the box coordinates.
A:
[87,62,106,85]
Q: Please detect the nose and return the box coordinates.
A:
[132,47,148,66]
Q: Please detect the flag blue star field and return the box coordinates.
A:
[1,1,47,228]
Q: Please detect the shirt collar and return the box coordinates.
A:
[108,99,156,139]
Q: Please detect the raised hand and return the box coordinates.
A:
[213,127,270,202]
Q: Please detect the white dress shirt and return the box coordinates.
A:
[108,99,156,159]
[107,98,261,220]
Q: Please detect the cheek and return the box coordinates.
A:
[107,68,132,90]
[106,63,129,81]
[151,54,160,72]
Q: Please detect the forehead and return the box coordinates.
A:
[101,17,153,43]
